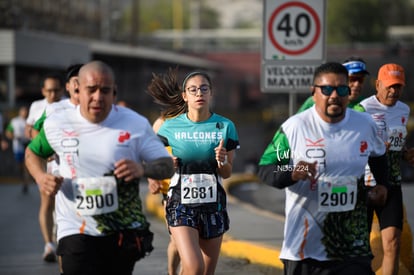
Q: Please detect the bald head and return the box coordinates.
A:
[77,60,117,123]
[79,61,115,83]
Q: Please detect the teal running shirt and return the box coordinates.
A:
[158,113,239,167]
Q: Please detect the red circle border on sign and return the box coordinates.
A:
[268,1,321,56]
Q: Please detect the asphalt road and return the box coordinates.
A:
[0,182,281,275]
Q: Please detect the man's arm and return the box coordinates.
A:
[25,146,47,182]
[25,128,63,195]
[25,146,63,196]
[258,128,297,188]
[113,156,174,183]
[258,164,296,189]
[367,154,389,206]
[143,157,174,179]
[368,154,389,188]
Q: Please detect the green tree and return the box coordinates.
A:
[327,0,386,44]
[119,0,219,35]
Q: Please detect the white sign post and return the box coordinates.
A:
[262,0,326,93]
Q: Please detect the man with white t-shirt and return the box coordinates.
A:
[25,73,64,262]
[360,63,414,275]
[32,64,83,136]
[29,65,83,262]
[258,62,389,275]
[25,61,174,275]
[5,106,31,193]
[25,73,64,140]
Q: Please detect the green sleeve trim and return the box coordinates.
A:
[350,103,365,112]
[259,128,291,166]
[297,96,315,113]
[33,111,47,131]
[5,123,13,132]
[28,127,55,158]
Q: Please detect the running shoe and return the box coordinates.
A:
[43,242,56,262]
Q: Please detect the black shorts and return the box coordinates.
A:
[57,233,143,275]
[375,186,403,230]
[166,200,229,239]
[282,257,374,275]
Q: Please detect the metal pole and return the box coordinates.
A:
[7,64,15,108]
[289,91,297,116]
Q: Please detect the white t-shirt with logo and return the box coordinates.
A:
[29,105,170,240]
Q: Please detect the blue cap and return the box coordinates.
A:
[342,60,369,75]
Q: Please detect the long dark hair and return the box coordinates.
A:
[147,67,186,119]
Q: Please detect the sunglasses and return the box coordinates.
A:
[313,85,350,97]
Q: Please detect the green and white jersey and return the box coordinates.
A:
[259,106,385,261]
[33,98,78,174]
[26,98,49,126]
[28,105,170,240]
[6,116,29,154]
[33,98,76,131]
[360,95,410,186]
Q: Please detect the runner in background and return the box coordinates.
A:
[360,63,414,275]
[25,72,64,262]
[5,106,31,193]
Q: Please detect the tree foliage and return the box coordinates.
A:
[326,0,386,43]
[119,0,219,35]
[327,0,414,44]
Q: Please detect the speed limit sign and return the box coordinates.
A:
[264,0,325,61]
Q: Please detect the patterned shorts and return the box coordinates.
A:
[165,201,229,239]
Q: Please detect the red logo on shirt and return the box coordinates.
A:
[360,141,368,153]
[118,131,131,143]
[402,116,406,124]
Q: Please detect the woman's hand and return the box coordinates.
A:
[215,139,227,169]
[147,178,162,194]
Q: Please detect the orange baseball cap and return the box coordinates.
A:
[377,63,405,87]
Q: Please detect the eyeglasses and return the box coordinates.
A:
[45,88,61,93]
[186,85,210,95]
[349,76,365,83]
[313,85,350,97]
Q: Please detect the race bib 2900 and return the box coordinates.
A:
[72,176,119,216]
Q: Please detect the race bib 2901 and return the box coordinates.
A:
[317,176,357,212]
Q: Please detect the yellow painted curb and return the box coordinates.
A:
[220,239,283,269]
[221,173,284,268]
[370,206,414,275]
[145,192,165,220]
[222,173,260,192]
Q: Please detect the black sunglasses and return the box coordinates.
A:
[313,85,350,97]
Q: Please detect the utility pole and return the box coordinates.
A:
[172,0,183,50]
[130,0,139,45]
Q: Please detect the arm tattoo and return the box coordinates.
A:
[143,157,174,179]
